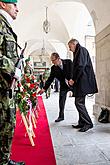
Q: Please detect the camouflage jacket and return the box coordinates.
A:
[0,14,19,76]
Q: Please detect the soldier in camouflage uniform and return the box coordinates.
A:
[0,0,25,164]
[24,58,33,75]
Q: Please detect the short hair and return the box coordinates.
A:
[51,52,60,59]
[68,38,79,44]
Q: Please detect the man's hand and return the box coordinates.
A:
[68,79,74,86]
[37,89,45,95]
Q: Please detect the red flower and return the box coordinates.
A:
[26,77,30,83]
[32,92,36,97]
[30,83,35,89]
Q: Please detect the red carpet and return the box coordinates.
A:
[10,96,56,165]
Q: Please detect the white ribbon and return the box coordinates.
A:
[27,99,33,134]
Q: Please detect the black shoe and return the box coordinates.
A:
[55,118,64,122]
[8,160,25,165]
[72,124,83,129]
[78,124,93,132]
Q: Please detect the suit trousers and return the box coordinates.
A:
[59,89,68,118]
[75,96,93,126]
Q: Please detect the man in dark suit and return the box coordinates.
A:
[68,39,98,132]
[38,52,73,122]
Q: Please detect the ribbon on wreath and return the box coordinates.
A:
[27,99,35,137]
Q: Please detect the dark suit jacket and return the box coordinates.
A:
[72,44,98,97]
[43,59,73,91]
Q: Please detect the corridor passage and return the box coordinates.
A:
[43,90,110,165]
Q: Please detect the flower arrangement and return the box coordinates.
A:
[16,73,38,115]
[15,57,39,146]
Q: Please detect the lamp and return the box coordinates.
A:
[43,6,50,34]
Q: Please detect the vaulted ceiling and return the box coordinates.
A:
[13,0,110,58]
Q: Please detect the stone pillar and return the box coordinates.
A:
[93,24,110,119]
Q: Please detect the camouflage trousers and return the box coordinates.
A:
[0,74,16,165]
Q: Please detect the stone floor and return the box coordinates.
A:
[42,90,110,165]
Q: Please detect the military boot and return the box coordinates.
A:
[8,160,25,165]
